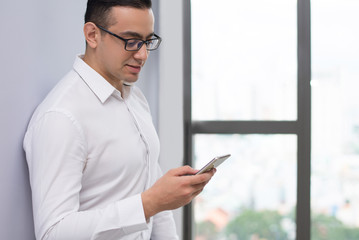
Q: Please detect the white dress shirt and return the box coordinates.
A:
[23,55,178,240]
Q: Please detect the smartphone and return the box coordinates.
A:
[195,154,231,175]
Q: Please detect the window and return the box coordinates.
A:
[185,0,359,239]
[184,0,307,239]
[193,134,297,239]
[191,0,297,121]
[183,0,358,239]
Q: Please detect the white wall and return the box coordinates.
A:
[158,0,185,238]
[0,1,86,239]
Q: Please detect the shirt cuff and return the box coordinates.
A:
[92,194,148,239]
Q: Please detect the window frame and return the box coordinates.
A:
[182,0,311,239]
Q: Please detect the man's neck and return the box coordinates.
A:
[82,53,124,95]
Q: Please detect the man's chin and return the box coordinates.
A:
[123,75,139,86]
[123,77,139,86]
[123,81,135,86]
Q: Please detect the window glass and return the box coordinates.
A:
[191,0,297,121]
[193,134,297,240]
[311,0,359,238]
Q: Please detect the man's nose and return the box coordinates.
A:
[134,43,149,61]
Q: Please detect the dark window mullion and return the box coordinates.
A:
[297,0,311,239]
[192,121,299,134]
[183,0,194,239]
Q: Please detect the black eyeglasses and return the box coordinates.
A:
[96,25,162,51]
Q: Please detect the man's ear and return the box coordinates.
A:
[84,22,99,48]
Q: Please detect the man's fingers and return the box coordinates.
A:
[191,188,204,198]
[187,168,216,185]
[172,165,197,176]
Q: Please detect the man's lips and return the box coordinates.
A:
[126,64,142,74]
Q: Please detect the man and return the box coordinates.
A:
[23,0,215,239]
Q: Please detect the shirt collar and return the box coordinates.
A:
[73,54,122,103]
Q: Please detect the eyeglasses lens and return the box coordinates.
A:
[125,39,160,51]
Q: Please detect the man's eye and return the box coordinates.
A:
[127,40,139,47]
[145,39,155,47]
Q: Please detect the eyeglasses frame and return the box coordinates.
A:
[95,24,162,51]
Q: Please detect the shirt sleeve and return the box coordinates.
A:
[150,165,179,240]
[151,211,179,240]
[24,110,148,240]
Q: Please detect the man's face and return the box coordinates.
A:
[95,7,155,85]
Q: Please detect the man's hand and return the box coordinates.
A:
[141,166,216,220]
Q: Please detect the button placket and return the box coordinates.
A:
[123,99,151,190]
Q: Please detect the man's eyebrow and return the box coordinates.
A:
[119,31,155,39]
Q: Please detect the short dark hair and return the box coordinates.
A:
[85,0,152,28]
